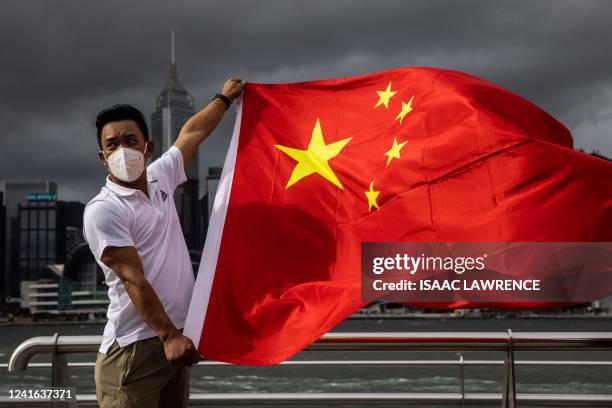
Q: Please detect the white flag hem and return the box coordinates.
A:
[183,96,243,346]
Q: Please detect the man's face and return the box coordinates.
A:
[98,120,153,170]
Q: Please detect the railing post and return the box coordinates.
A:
[457,352,465,406]
[501,329,516,408]
[51,333,78,408]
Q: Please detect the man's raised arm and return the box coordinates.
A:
[100,246,200,365]
[174,78,245,168]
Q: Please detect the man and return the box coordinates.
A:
[83,78,245,407]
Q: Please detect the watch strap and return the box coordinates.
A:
[212,93,231,110]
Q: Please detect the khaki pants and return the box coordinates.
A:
[95,336,189,408]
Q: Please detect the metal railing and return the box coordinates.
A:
[3,331,612,407]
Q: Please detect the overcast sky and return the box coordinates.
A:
[1,0,611,203]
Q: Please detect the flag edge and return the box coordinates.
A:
[183,97,244,346]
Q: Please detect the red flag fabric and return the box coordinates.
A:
[183,67,612,365]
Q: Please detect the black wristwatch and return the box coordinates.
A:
[212,93,232,110]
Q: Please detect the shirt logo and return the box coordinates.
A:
[160,190,168,201]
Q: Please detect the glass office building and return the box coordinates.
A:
[2,181,57,299]
[17,196,84,284]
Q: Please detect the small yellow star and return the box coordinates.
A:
[395,95,415,124]
[384,137,408,167]
[275,119,352,189]
[365,181,380,211]
[374,82,397,109]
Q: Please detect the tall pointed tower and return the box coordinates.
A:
[151,30,202,251]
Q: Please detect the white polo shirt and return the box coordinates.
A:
[83,146,195,353]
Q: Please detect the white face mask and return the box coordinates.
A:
[104,143,148,183]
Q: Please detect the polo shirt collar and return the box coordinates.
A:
[105,175,158,197]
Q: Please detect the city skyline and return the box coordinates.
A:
[1,1,612,204]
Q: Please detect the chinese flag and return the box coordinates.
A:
[184,68,612,365]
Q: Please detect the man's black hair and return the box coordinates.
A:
[95,104,149,148]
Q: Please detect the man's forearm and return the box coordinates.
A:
[100,244,200,364]
[174,78,244,167]
[123,274,180,341]
[174,98,227,167]
[183,98,227,142]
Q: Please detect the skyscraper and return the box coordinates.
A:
[196,166,223,259]
[150,30,202,250]
[205,166,222,222]
[17,197,84,284]
[2,181,57,300]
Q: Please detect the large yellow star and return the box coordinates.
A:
[384,137,408,167]
[365,181,380,211]
[275,119,352,189]
[374,82,397,109]
[395,95,415,124]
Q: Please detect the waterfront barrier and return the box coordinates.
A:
[4,331,612,407]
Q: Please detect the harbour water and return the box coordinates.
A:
[1,318,611,400]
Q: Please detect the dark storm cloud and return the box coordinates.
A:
[1,0,611,202]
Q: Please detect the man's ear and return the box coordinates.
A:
[145,141,154,160]
[99,150,108,167]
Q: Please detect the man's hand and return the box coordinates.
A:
[221,77,245,101]
[162,331,201,366]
